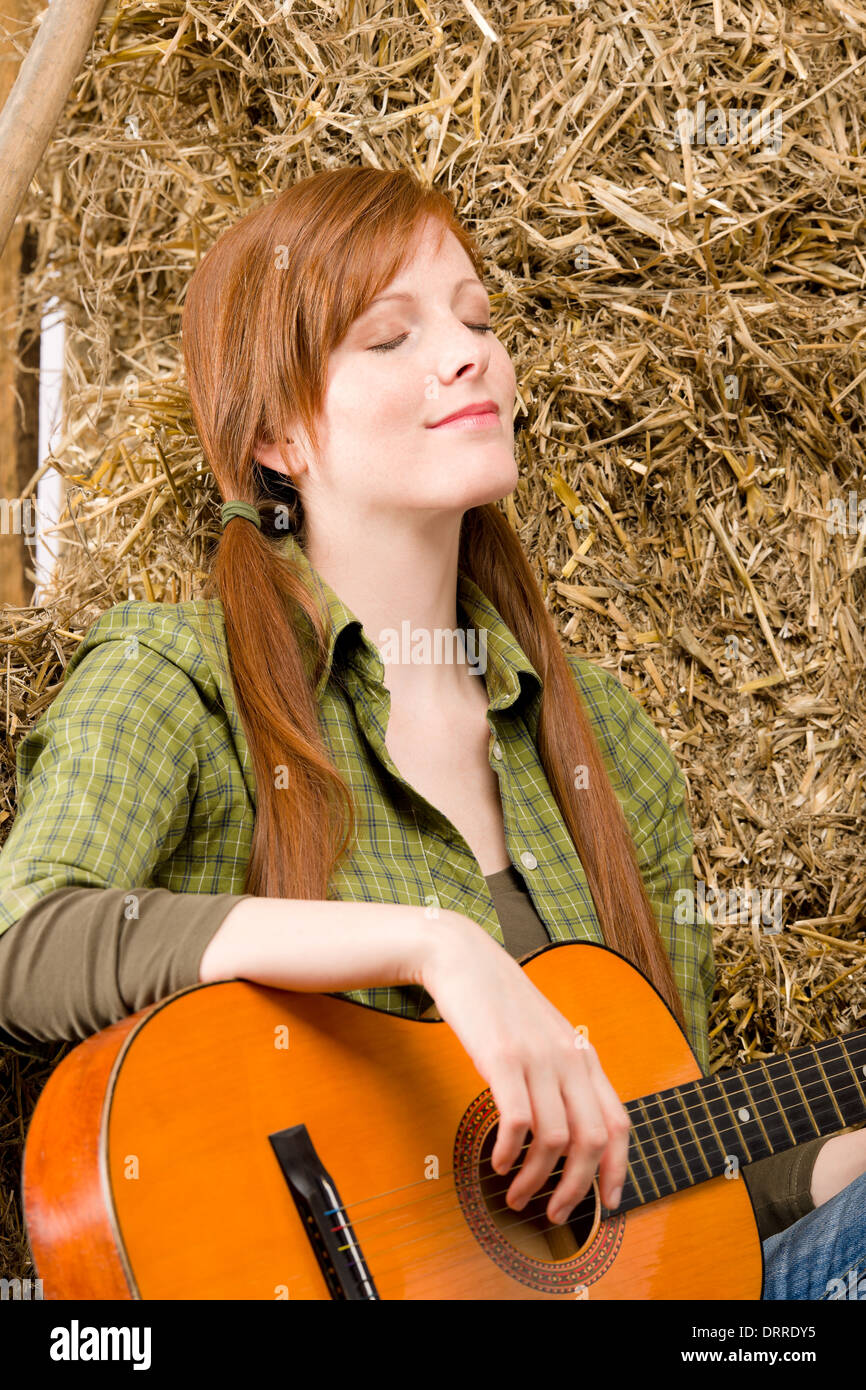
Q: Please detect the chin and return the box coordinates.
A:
[455,471,519,512]
[478,454,520,501]
[411,451,518,512]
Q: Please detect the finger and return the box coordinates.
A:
[583,1046,631,1209]
[505,1062,571,1211]
[487,1064,533,1178]
[546,1067,609,1223]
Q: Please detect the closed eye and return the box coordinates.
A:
[369,325,495,353]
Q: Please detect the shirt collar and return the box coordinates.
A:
[277,532,542,712]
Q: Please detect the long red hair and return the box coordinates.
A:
[181,165,686,1029]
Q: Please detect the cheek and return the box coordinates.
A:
[491,340,516,393]
[332,369,428,431]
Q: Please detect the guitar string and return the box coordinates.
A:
[330,1186,615,1292]
[329,1050,866,1224]
[362,1147,762,1292]
[297,1050,866,1293]
[304,1056,866,1271]
[325,1046,866,1224]
[281,1194,588,1297]
[326,1079,837,1269]
[337,1044,865,1234]
[321,1155,740,1289]
[321,1058,865,1285]
[268,1052,866,1293]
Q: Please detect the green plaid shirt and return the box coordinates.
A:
[0,534,714,1068]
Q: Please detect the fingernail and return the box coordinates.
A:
[609,1186,622,1209]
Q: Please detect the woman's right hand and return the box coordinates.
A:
[419,910,631,1226]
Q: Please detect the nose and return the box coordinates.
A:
[436,320,493,384]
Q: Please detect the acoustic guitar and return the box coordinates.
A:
[22,940,866,1300]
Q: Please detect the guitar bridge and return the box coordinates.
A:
[268,1123,380,1300]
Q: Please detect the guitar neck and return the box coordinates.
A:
[606,1028,866,1216]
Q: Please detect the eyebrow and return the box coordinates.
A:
[362,277,487,312]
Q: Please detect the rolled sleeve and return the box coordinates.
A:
[0,885,251,1044]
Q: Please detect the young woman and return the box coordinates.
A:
[0,166,863,1300]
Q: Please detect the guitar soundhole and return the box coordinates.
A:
[453,1089,626,1293]
[476,1126,599,1262]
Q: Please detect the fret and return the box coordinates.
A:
[756,1059,798,1146]
[781,1044,843,1136]
[775,1052,822,1143]
[737,1061,797,1155]
[811,1045,847,1127]
[701,1072,754,1164]
[837,1038,866,1113]
[608,1144,658,1214]
[624,1100,664,1201]
[657,1084,715,1182]
[823,1037,866,1126]
[737,1069,779,1155]
[692,1076,738,1165]
[618,1155,650,1213]
[615,1101,660,1210]
[673,1083,725,1176]
[638,1091,694,1192]
[711,1068,774,1164]
[632,1096,678,1195]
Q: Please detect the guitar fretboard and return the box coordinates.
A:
[603,1029,866,1216]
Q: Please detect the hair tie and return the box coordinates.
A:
[221,500,261,530]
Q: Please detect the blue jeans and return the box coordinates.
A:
[762,1167,866,1299]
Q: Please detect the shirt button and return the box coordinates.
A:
[492,740,503,760]
[520,850,538,870]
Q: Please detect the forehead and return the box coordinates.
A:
[364,222,483,307]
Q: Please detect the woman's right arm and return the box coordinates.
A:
[201,895,631,1227]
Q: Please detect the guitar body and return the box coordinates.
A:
[23,941,763,1299]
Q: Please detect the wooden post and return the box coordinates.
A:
[0,0,109,256]
[0,0,108,604]
[0,2,41,606]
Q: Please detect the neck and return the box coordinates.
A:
[304,517,479,701]
[604,1028,866,1216]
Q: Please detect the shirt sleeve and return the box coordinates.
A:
[0,635,253,1041]
[0,885,251,1044]
[742,1139,828,1240]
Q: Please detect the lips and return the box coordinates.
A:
[428,400,500,428]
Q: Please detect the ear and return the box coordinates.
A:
[253,436,301,478]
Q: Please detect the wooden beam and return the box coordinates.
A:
[0,0,109,256]
[0,2,42,607]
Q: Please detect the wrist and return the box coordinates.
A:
[414,907,475,993]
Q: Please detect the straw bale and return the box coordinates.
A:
[2,0,865,1279]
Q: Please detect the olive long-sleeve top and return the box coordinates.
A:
[0,532,826,1239]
